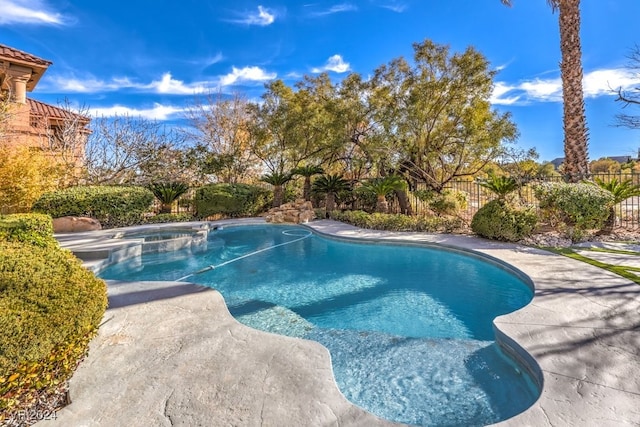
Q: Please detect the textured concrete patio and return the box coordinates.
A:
[39,219,640,426]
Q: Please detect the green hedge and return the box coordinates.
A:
[471,200,537,242]
[0,214,107,417]
[32,185,154,229]
[331,210,464,233]
[0,213,55,248]
[194,183,271,219]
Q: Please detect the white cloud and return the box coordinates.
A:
[310,3,357,16]
[229,5,276,26]
[0,0,65,25]
[491,67,640,105]
[378,2,407,13]
[146,73,208,95]
[90,104,185,121]
[311,55,351,73]
[219,66,277,86]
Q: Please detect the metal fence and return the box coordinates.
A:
[389,173,640,229]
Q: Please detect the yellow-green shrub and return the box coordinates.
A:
[0,145,65,214]
[0,216,107,417]
[0,213,55,248]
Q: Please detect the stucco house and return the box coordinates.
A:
[0,43,90,165]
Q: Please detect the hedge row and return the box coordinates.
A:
[330,210,464,233]
[194,183,271,219]
[32,186,154,228]
[0,214,107,418]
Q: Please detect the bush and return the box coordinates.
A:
[415,189,468,216]
[194,183,271,219]
[471,200,537,242]
[32,186,155,228]
[330,210,464,233]
[0,218,107,417]
[0,144,65,214]
[0,213,55,248]
[533,182,614,237]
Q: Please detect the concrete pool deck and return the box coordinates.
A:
[39,219,640,426]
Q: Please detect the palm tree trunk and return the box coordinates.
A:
[559,0,589,182]
[326,193,336,214]
[375,195,388,213]
[303,177,311,202]
[273,185,283,207]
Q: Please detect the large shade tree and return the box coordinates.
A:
[369,39,518,192]
[502,0,590,182]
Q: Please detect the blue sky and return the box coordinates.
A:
[3,0,640,162]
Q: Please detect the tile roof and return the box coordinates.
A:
[0,44,52,67]
[28,98,90,122]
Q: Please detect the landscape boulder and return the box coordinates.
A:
[53,216,102,233]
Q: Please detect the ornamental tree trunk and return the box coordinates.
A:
[558,0,590,182]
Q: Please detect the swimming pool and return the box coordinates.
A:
[99,224,540,426]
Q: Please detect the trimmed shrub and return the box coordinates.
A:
[32,186,154,228]
[0,213,55,248]
[194,183,271,219]
[330,210,464,233]
[533,182,614,236]
[471,200,537,242]
[0,217,107,417]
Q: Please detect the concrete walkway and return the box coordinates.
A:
[39,219,640,427]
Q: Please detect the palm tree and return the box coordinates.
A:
[261,172,293,207]
[292,165,324,202]
[502,0,589,182]
[148,182,190,214]
[312,174,350,215]
[359,175,407,213]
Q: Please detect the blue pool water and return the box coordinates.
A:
[99,224,540,426]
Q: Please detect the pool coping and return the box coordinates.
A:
[41,219,640,426]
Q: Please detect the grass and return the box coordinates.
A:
[543,246,640,285]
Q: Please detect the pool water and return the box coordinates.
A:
[99,224,540,426]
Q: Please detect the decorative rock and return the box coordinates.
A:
[53,216,102,233]
[264,199,316,224]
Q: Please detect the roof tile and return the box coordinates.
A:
[0,44,52,67]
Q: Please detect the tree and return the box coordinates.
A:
[292,165,324,202]
[590,158,622,174]
[312,174,350,214]
[260,171,293,207]
[84,114,188,185]
[502,0,590,182]
[614,44,640,130]
[184,92,260,183]
[369,39,518,192]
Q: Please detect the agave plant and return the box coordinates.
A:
[292,165,324,202]
[148,182,190,214]
[260,171,293,207]
[312,174,350,214]
[591,177,640,231]
[359,175,407,213]
[476,173,520,200]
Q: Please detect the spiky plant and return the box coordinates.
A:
[591,177,640,231]
[312,174,350,214]
[260,171,293,207]
[359,175,407,213]
[148,182,190,214]
[476,173,520,201]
